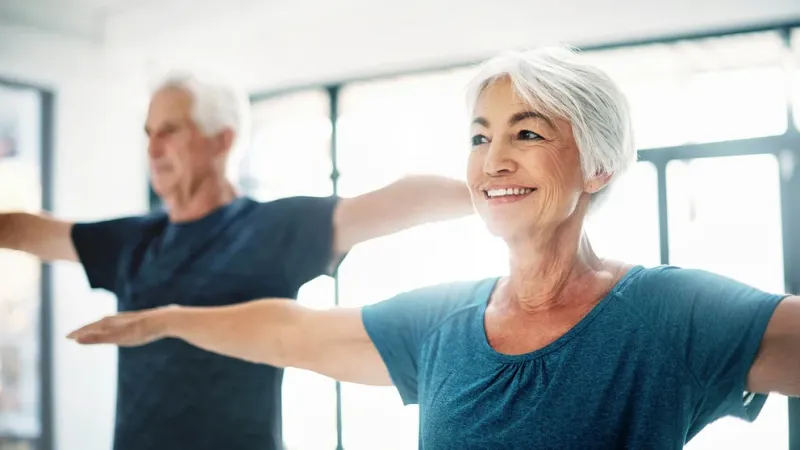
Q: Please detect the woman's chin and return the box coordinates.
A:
[482,219,523,241]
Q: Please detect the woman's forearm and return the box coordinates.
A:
[68,298,383,384]
[161,299,306,367]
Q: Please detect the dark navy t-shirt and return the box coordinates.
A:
[71,196,340,450]
[362,265,786,449]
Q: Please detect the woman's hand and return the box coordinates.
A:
[67,306,178,347]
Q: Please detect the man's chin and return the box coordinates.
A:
[149,181,173,199]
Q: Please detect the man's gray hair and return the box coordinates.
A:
[466,46,637,208]
[154,71,251,184]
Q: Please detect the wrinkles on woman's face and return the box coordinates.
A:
[466,78,586,238]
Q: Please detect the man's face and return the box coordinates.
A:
[145,87,227,197]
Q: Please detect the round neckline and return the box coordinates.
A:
[474,265,645,363]
[168,197,252,229]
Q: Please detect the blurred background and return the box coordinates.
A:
[0,0,799,449]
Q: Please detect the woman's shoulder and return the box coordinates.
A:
[612,264,783,310]
[362,277,497,328]
[618,264,742,289]
[385,277,499,310]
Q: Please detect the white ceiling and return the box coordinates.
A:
[1,0,799,94]
[2,0,799,48]
[0,0,185,41]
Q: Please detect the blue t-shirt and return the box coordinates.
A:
[362,265,786,449]
[71,196,340,450]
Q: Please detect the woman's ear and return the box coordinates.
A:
[584,172,613,194]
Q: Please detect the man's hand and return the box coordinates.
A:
[67,306,177,347]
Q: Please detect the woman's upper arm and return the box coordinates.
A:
[747,295,800,396]
[301,281,470,405]
[296,307,393,386]
[629,266,785,422]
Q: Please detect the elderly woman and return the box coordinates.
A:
[68,47,799,449]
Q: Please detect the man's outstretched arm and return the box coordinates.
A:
[0,212,78,262]
[332,175,473,255]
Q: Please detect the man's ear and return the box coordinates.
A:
[215,128,236,156]
[584,172,613,194]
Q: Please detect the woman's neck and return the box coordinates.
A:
[502,214,610,314]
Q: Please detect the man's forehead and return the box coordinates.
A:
[147,88,193,125]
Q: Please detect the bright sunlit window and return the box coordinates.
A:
[586,161,661,266]
[585,31,789,149]
[668,154,787,450]
[335,67,509,450]
[246,90,338,450]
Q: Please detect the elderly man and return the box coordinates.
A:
[0,73,474,450]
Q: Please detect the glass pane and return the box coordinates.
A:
[620,77,686,149]
[0,85,42,444]
[242,90,333,201]
[684,67,787,143]
[792,28,800,131]
[337,66,479,187]
[667,154,787,449]
[584,32,788,149]
[337,67,508,450]
[281,277,337,450]
[586,162,660,266]
[247,90,337,450]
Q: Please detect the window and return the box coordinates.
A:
[335,67,508,450]
[242,90,333,201]
[246,90,338,450]
[584,32,789,149]
[586,162,661,266]
[0,84,44,450]
[668,154,787,450]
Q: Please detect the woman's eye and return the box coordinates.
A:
[518,130,542,141]
[471,134,489,146]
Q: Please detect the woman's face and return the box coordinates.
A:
[467,77,597,240]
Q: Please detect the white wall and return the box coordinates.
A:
[0,22,148,450]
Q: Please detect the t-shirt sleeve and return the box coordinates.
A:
[361,281,484,405]
[71,216,149,293]
[632,266,787,423]
[277,196,341,289]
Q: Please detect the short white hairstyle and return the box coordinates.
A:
[466,46,636,209]
[154,72,251,184]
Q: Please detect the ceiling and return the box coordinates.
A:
[1,0,798,63]
[0,0,197,41]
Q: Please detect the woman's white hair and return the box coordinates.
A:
[154,71,251,184]
[466,46,636,209]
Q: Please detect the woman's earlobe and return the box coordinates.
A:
[585,173,613,194]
